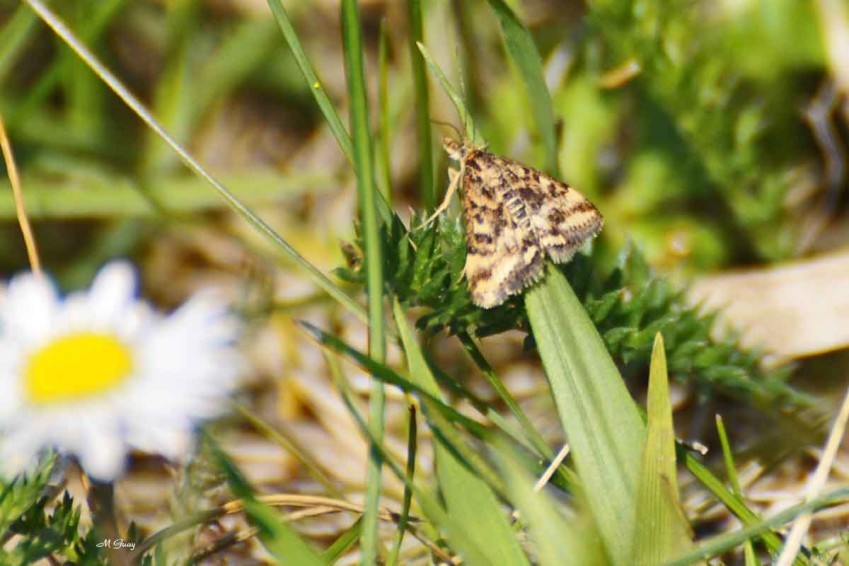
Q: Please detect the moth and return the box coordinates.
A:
[433,138,603,309]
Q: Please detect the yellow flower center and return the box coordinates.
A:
[25,333,133,404]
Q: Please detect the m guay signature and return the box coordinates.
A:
[96,538,136,550]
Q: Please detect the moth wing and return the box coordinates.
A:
[497,158,603,263]
[461,153,545,308]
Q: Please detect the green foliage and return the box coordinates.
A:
[0,457,105,565]
[340,213,817,417]
[4,0,841,563]
[584,0,823,260]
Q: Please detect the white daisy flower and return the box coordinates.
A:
[0,261,243,481]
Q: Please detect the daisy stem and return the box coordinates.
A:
[87,479,130,566]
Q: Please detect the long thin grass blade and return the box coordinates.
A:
[407,0,435,209]
[416,42,477,141]
[210,439,326,565]
[322,345,497,566]
[683,451,801,559]
[484,0,559,174]
[264,0,353,164]
[340,0,387,562]
[0,5,39,84]
[668,488,849,565]
[393,300,529,565]
[265,0,392,224]
[716,416,761,566]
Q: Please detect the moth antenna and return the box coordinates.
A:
[430,119,462,139]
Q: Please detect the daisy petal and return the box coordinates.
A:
[0,261,243,482]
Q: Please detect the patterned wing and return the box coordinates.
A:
[461,152,545,308]
[493,154,603,264]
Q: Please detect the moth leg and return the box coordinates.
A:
[457,261,467,284]
[422,167,462,227]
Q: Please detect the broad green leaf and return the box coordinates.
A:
[633,333,693,564]
[525,264,645,565]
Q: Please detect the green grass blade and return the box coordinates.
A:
[633,334,693,564]
[744,543,761,566]
[387,404,416,566]
[495,441,602,566]
[716,415,742,494]
[525,264,645,565]
[392,300,529,566]
[0,171,332,218]
[14,0,127,125]
[190,19,280,137]
[377,20,393,199]
[417,42,477,140]
[458,331,578,489]
[66,0,123,139]
[668,488,849,565]
[389,307,504,495]
[435,449,529,565]
[407,0,435,209]
[323,348,496,566]
[21,0,367,325]
[0,4,39,85]
[484,0,558,175]
[322,517,363,563]
[717,415,761,566]
[143,0,197,173]
[265,0,353,165]
[299,321,487,435]
[237,404,342,499]
[265,0,392,220]
[209,439,326,566]
[341,1,387,562]
[682,452,803,561]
